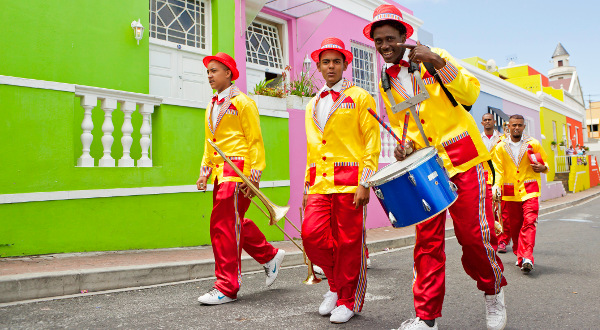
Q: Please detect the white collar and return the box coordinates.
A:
[507,136,523,146]
[215,85,232,101]
[385,52,411,70]
[319,78,344,94]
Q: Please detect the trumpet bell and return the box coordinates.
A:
[270,204,291,225]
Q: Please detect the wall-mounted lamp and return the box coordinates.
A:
[303,54,311,76]
[131,19,144,45]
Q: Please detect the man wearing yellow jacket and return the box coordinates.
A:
[365,4,507,330]
[492,114,548,274]
[196,52,284,305]
[301,37,380,324]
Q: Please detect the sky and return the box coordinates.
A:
[396,0,600,105]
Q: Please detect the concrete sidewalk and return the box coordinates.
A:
[2,185,599,305]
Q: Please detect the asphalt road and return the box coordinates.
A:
[1,198,599,329]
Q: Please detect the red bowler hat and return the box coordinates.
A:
[203,52,239,81]
[310,37,353,63]
[363,4,414,41]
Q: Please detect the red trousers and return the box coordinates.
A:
[210,181,278,298]
[487,184,511,245]
[302,193,367,312]
[413,164,507,320]
[501,198,539,264]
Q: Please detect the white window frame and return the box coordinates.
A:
[350,40,378,98]
[149,0,212,56]
[245,12,289,76]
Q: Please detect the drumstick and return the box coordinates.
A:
[401,112,409,147]
[367,108,403,148]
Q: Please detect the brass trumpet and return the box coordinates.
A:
[206,139,321,284]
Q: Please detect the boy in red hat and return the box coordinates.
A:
[364,4,507,330]
[492,114,547,274]
[301,37,380,323]
[196,52,285,305]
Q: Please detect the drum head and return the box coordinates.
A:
[368,147,438,186]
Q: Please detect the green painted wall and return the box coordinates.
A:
[0,0,149,93]
[539,107,567,182]
[211,0,236,56]
[0,86,289,256]
[0,187,287,257]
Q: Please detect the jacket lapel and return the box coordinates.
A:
[517,135,533,164]
[207,99,216,134]
[323,79,354,129]
[213,85,240,133]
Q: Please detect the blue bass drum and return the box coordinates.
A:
[367,147,458,228]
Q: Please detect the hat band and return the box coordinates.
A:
[321,44,343,50]
[374,13,403,22]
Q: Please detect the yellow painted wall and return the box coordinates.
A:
[568,157,590,192]
[543,86,564,101]
[507,75,542,94]
[499,65,529,78]
[539,107,567,181]
[463,57,486,70]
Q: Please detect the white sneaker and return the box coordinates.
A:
[367,257,372,269]
[197,288,235,305]
[313,264,326,277]
[319,290,338,315]
[395,317,438,329]
[263,249,285,287]
[485,288,507,330]
[521,258,533,274]
[329,305,354,323]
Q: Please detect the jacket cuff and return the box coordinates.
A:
[436,61,459,85]
[200,166,212,178]
[250,169,262,182]
[304,181,310,194]
[360,168,376,184]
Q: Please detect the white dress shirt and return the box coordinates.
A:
[385,52,414,98]
[481,130,501,152]
[316,79,344,127]
[211,86,231,129]
[507,136,523,163]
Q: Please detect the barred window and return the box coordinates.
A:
[351,42,377,96]
[150,0,208,49]
[246,21,284,69]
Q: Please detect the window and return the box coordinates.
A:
[558,60,563,67]
[350,41,377,96]
[150,0,208,50]
[246,20,284,70]
[487,107,508,133]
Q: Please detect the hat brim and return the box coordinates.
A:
[203,56,240,81]
[362,20,414,41]
[310,48,354,63]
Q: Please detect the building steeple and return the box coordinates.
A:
[552,43,569,58]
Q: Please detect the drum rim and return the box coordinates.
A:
[367,147,439,187]
[389,195,458,228]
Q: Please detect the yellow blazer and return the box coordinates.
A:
[481,131,503,185]
[492,136,548,202]
[380,48,489,178]
[304,79,381,194]
[200,86,265,184]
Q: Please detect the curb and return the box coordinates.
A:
[3,188,598,305]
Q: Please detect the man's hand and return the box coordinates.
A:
[240,181,260,199]
[397,41,446,69]
[492,185,501,202]
[531,162,547,173]
[302,194,308,210]
[196,176,208,191]
[394,140,414,161]
[354,185,370,209]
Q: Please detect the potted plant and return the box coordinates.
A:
[550,140,557,151]
[250,72,288,115]
[287,68,318,110]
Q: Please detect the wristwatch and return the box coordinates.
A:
[359,181,370,189]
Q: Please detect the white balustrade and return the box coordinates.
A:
[99,99,117,167]
[74,85,162,168]
[554,155,570,173]
[138,103,154,167]
[77,95,97,167]
[379,126,397,163]
[119,101,136,167]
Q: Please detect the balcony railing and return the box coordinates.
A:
[74,86,162,167]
